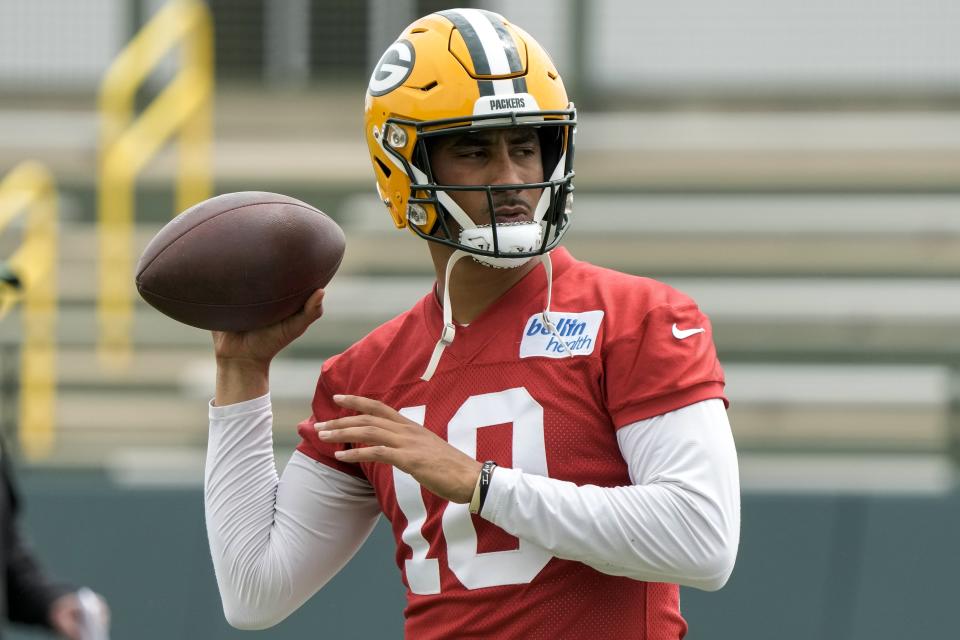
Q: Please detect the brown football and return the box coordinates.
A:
[135,191,345,331]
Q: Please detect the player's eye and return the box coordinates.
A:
[455,148,486,159]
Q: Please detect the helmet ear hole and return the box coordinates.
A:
[374,156,392,178]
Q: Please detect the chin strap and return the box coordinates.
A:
[537,252,574,358]
[422,250,471,381]
[420,251,571,382]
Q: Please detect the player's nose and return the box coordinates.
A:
[488,140,523,187]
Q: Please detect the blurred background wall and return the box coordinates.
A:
[1,0,958,638]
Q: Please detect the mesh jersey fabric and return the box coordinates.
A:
[296,247,726,640]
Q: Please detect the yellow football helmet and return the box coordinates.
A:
[364,9,576,265]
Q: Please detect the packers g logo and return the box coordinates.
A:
[369,40,415,96]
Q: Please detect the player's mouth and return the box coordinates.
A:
[493,205,532,224]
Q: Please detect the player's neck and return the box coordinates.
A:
[429,244,539,325]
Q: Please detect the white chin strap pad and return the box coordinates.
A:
[459,222,542,268]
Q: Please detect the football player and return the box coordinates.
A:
[205,9,739,639]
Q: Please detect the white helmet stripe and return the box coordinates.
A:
[491,79,516,95]
[455,9,512,75]
[441,9,523,97]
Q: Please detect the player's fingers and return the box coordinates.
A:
[316,425,401,448]
[332,394,408,422]
[334,445,395,465]
[316,414,403,434]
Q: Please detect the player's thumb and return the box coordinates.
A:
[302,288,325,323]
[279,289,325,344]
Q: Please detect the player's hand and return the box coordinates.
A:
[212,289,325,364]
[316,394,482,504]
[48,590,110,640]
[211,289,324,405]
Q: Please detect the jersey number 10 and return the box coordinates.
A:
[394,387,552,594]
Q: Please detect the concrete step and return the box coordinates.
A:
[4,104,959,189]
[45,232,956,309]
[27,391,311,467]
[4,360,950,467]
[35,192,960,298]
[730,406,945,453]
[8,275,960,358]
[22,389,947,467]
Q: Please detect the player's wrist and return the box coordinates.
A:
[214,358,270,406]
[454,459,482,505]
[215,354,272,375]
[468,461,498,514]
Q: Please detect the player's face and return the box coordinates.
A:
[429,128,544,228]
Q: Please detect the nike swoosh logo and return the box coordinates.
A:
[672,323,705,340]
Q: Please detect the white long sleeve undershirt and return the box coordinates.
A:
[481,399,739,590]
[204,395,739,630]
[205,395,381,629]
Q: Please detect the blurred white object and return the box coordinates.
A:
[76,587,110,640]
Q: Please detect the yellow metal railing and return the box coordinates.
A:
[98,0,213,366]
[0,162,58,461]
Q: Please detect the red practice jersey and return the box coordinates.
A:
[298,248,726,640]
